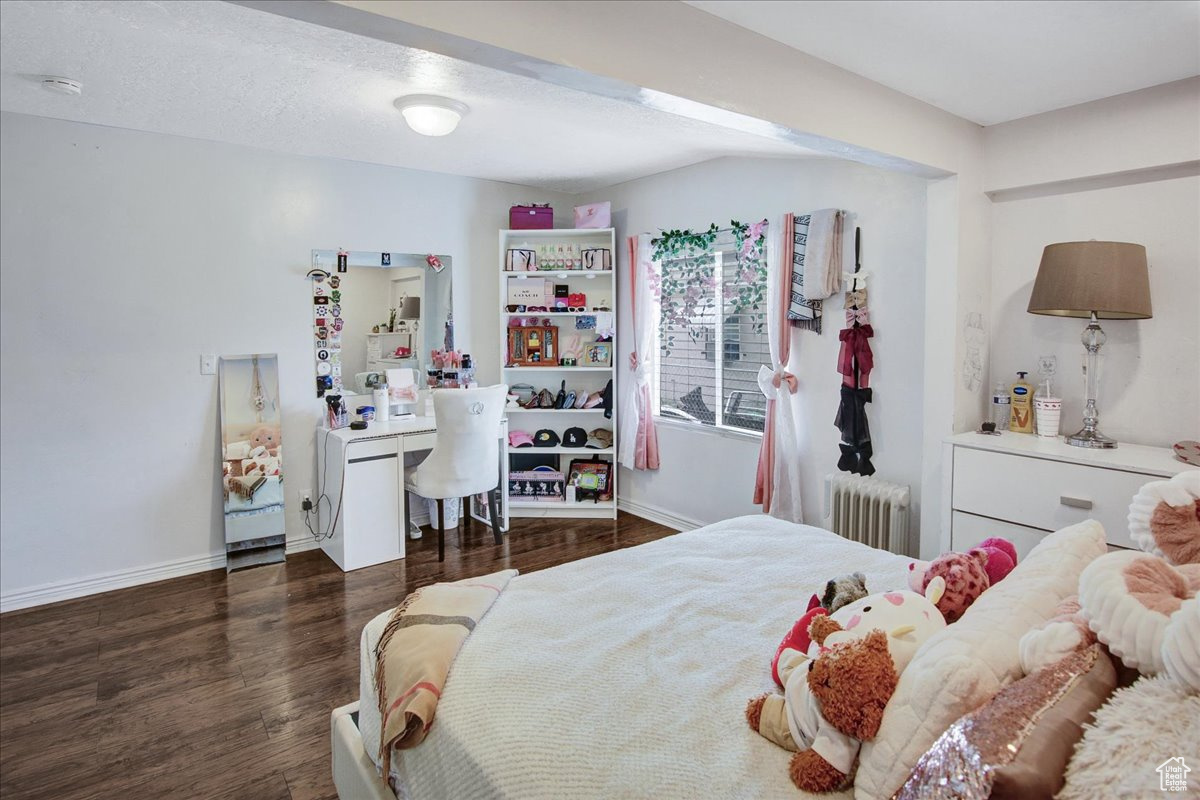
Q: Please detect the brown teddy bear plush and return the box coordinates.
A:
[747,584,945,793]
[748,626,898,792]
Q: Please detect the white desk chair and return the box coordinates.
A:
[404,384,508,561]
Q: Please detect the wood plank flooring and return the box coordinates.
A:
[0,512,676,800]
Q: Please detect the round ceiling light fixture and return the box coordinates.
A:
[393,94,469,137]
[41,76,82,96]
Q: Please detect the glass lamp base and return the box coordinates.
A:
[1065,428,1117,449]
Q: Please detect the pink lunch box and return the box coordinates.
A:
[510,204,554,230]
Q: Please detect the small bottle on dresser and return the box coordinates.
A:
[460,354,476,388]
[991,382,1010,431]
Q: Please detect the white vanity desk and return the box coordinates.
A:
[315,414,508,571]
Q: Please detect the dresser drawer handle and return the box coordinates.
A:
[1060,495,1093,510]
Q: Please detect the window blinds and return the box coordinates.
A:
[655,234,768,433]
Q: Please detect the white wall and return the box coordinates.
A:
[0,111,571,609]
[583,157,928,535]
[982,82,1200,450]
[984,78,1200,192]
[988,177,1200,446]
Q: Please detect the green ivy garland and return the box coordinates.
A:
[649,220,768,356]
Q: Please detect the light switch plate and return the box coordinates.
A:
[200,354,217,375]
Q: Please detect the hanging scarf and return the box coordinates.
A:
[788,209,844,333]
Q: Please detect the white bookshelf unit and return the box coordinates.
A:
[499,227,618,520]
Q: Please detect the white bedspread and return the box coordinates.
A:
[358,514,912,800]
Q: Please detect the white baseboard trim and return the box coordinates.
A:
[0,550,225,613]
[1,535,326,614]
[616,497,704,532]
[3,497,658,613]
[285,536,321,555]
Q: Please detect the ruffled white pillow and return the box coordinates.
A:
[1127,471,1200,564]
[853,520,1107,800]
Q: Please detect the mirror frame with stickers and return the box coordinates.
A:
[309,250,454,398]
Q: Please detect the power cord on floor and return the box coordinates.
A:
[304,427,344,542]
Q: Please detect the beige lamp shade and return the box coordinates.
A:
[1027,241,1151,319]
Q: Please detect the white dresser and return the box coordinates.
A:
[941,431,1195,557]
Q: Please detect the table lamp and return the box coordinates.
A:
[1027,241,1151,448]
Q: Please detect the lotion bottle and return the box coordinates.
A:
[1009,371,1035,433]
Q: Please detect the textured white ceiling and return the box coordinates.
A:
[686,0,1200,125]
[0,1,815,194]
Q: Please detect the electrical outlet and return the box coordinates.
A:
[300,492,312,512]
[1037,355,1057,378]
[200,354,217,375]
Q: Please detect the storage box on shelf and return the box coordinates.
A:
[499,227,617,520]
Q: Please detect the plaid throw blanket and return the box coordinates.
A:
[374,569,518,775]
[787,209,844,333]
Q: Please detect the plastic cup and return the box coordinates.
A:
[1034,396,1062,438]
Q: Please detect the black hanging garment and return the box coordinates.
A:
[834,229,875,476]
[834,385,874,476]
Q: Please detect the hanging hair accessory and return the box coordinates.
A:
[846,307,870,326]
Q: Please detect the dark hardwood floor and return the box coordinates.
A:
[0,512,675,800]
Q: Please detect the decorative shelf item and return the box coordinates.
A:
[505,407,607,414]
[507,446,615,455]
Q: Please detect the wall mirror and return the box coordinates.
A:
[310,250,454,397]
[219,353,285,569]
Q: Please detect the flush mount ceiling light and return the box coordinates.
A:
[393,94,469,137]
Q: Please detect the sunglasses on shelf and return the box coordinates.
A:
[506,304,526,313]
[526,306,549,312]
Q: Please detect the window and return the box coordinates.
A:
[652,226,769,434]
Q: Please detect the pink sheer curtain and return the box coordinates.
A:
[618,235,660,471]
[754,213,797,512]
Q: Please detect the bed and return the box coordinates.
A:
[336,515,915,800]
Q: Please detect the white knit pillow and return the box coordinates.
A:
[853,520,1108,800]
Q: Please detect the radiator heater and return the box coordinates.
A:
[823,474,911,555]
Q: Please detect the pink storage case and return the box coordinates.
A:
[574,201,611,229]
[510,204,554,230]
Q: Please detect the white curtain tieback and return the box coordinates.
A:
[757,364,797,397]
[629,352,647,381]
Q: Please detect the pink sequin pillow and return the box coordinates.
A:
[895,646,1116,800]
